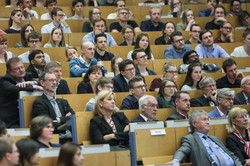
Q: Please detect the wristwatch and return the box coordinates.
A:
[30,13,34,17]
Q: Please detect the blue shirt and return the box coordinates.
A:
[82,31,117,46]
[195,131,235,166]
[195,44,230,58]
[164,45,192,59]
[199,9,213,17]
[140,19,164,31]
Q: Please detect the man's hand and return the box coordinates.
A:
[74,65,80,69]
[215,17,227,25]
[97,61,104,68]
[65,112,72,117]
[207,90,217,102]
[16,81,35,88]
[236,71,244,79]
[60,18,69,28]
[34,85,43,91]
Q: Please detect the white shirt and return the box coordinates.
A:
[18,50,51,63]
[22,10,38,20]
[41,22,72,34]
[40,12,67,20]
[230,46,249,57]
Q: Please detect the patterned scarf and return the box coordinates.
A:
[233,129,250,158]
[106,117,117,133]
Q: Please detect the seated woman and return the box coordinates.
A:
[65,46,79,62]
[111,56,123,77]
[150,62,178,91]
[119,25,135,46]
[5,0,18,7]
[0,119,10,137]
[5,9,22,33]
[16,138,40,166]
[127,33,154,60]
[165,0,183,18]
[90,90,129,150]
[44,28,68,48]
[82,7,101,33]
[77,65,104,94]
[30,116,61,148]
[231,29,250,57]
[157,79,177,108]
[0,35,15,63]
[181,63,202,90]
[226,107,250,165]
[176,8,196,31]
[155,21,175,45]
[15,24,34,48]
[57,142,84,166]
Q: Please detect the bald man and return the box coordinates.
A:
[69,41,107,77]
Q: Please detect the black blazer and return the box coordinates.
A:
[0,73,34,127]
[234,91,247,105]
[166,112,184,121]
[190,95,216,107]
[90,112,129,146]
[57,79,71,94]
[77,82,93,94]
[32,94,75,125]
[26,64,39,78]
[113,74,129,92]
[226,132,249,165]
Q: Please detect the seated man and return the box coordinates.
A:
[82,18,117,46]
[26,49,46,78]
[214,21,234,43]
[0,137,20,166]
[32,71,75,142]
[18,0,38,20]
[234,75,250,105]
[231,29,250,57]
[44,61,71,94]
[0,57,42,128]
[113,59,136,92]
[140,5,164,31]
[18,32,51,63]
[120,76,146,110]
[216,58,243,89]
[191,76,217,107]
[69,41,107,77]
[85,77,118,111]
[167,91,190,120]
[208,88,234,118]
[41,0,59,20]
[94,33,115,61]
[178,50,220,74]
[131,95,158,122]
[109,7,141,32]
[199,0,218,17]
[68,0,85,20]
[169,109,242,165]
[164,31,192,59]
[236,11,250,29]
[185,23,201,44]
[132,48,156,77]
[41,8,71,34]
[107,0,133,19]
[205,5,227,30]
[195,29,230,58]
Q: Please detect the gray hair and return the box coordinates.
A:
[139,95,155,111]
[44,61,61,72]
[39,71,54,82]
[216,88,235,100]
[189,109,208,132]
[199,76,216,89]
[241,75,250,85]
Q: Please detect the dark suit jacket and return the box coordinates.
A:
[90,112,129,146]
[226,132,249,165]
[131,115,158,123]
[57,79,71,94]
[234,91,247,105]
[190,95,216,107]
[32,94,75,127]
[113,74,129,92]
[0,73,34,127]
[166,112,185,121]
[173,132,242,166]
[26,64,39,78]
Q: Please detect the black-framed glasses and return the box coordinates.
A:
[222,27,232,30]
[173,38,184,43]
[133,84,146,89]
[124,67,135,72]
[137,54,148,60]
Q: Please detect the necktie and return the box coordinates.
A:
[50,99,62,117]
[203,136,227,166]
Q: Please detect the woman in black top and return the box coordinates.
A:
[155,21,175,45]
[5,9,22,34]
[119,24,135,46]
[82,7,101,33]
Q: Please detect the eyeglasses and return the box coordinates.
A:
[28,40,40,43]
[134,84,146,89]
[46,79,57,83]
[119,12,129,15]
[137,54,148,60]
[192,30,200,33]
[222,97,234,101]
[173,38,184,43]
[166,71,178,74]
[124,67,135,72]
[165,85,176,89]
[222,27,232,30]
[93,12,101,15]
[57,14,65,17]
[105,85,114,90]
[144,104,158,109]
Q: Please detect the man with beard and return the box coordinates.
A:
[216,58,244,89]
[208,88,234,118]
[164,31,192,59]
[167,91,190,120]
[195,29,230,58]
[94,33,115,61]
[214,22,234,43]
[0,57,43,128]
[140,5,164,31]
[185,23,201,44]
[26,50,46,78]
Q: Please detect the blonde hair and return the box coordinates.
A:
[228,107,248,133]
[94,90,116,118]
